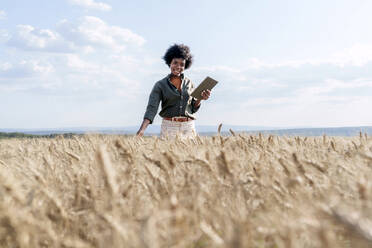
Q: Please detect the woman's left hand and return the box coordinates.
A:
[201,89,211,100]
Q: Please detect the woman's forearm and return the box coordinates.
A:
[137,118,151,136]
[195,99,202,107]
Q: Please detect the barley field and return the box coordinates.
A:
[0,133,371,248]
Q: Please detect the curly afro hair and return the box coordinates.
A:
[163,44,193,69]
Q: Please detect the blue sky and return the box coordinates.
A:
[1,0,372,129]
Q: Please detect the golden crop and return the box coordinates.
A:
[0,133,371,248]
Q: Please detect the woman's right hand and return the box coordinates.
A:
[136,129,144,137]
[136,118,151,137]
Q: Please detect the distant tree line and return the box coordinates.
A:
[0,132,81,139]
[0,132,134,139]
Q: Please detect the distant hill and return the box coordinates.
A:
[235,126,372,137]
[1,125,371,138]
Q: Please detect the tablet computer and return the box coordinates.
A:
[191,76,218,100]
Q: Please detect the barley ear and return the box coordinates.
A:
[218,123,223,135]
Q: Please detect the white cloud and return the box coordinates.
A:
[231,77,372,115]
[241,97,294,107]
[192,43,372,100]
[0,49,152,100]
[68,0,111,11]
[195,43,372,72]
[268,44,372,68]
[57,16,145,51]
[59,54,141,90]
[0,10,6,20]
[0,29,10,42]
[1,15,149,102]
[191,49,372,126]
[194,65,241,73]
[267,44,372,68]
[0,60,54,78]
[331,43,372,67]
[8,25,77,53]
[296,78,372,96]
[7,17,145,53]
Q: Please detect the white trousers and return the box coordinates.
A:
[160,119,197,139]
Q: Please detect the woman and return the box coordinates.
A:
[136,44,211,138]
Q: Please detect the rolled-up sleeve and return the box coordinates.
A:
[190,81,200,114]
[191,97,201,114]
[144,83,162,124]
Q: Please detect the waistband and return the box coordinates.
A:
[163,117,193,122]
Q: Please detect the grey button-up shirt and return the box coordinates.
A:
[143,74,201,124]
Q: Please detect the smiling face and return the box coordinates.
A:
[170,58,186,77]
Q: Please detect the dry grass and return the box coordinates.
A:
[0,133,371,247]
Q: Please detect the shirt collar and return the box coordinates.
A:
[167,73,184,80]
